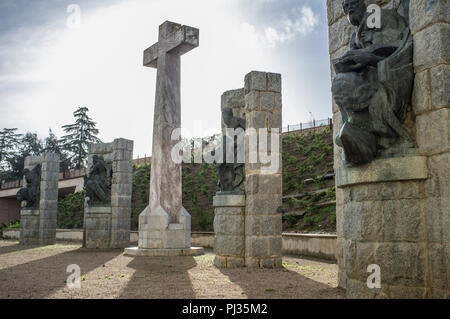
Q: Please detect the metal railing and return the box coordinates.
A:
[282,118,332,133]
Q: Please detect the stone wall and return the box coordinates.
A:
[84,138,133,249]
[327,0,449,298]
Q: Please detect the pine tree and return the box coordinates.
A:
[0,128,22,171]
[3,132,44,181]
[44,129,70,172]
[61,107,101,169]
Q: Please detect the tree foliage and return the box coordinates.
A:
[61,107,101,169]
[0,128,22,170]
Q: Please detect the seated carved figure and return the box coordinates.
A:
[84,155,111,205]
[210,107,246,194]
[332,0,414,165]
[16,164,41,209]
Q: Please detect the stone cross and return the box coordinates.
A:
[144,21,199,223]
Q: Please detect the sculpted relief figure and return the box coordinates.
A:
[211,107,246,194]
[332,0,414,165]
[16,164,41,209]
[84,155,112,205]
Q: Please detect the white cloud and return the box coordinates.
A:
[260,6,319,48]
[0,0,281,157]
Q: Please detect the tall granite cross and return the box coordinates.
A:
[144,21,199,223]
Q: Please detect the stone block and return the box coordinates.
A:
[214,255,227,268]
[145,205,169,230]
[214,235,244,256]
[268,113,281,131]
[345,279,381,299]
[247,111,267,129]
[414,23,450,71]
[43,152,60,163]
[245,71,267,93]
[336,156,428,187]
[245,257,261,268]
[214,207,244,216]
[246,194,283,216]
[111,184,132,196]
[110,194,131,208]
[416,108,449,155]
[221,88,245,109]
[112,161,132,173]
[227,257,245,268]
[328,16,353,53]
[244,91,259,111]
[113,138,134,151]
[410,0,450,34]
[425,197,445,243]
[177,206,191,230]
[214,214,244,235]
[213,195,245,207]
[274,93,282,111]
[245,174,282,195]
[112,172,133,185]
[412,69,431,115]
[245,236,269,257]
[165,228,190,248]
[40,189,58,201]
[111,206,131,219]
[113,150,133,161]
[430,64,450,108]
[429,243,448,290]
[374,243,427,287]
[260,258,275,268]
[389,286,428,299]
[326,0,345,26]
[343,201,381,241]
[41,179,58,190]
[268,236,282,255]
[267,73,281,93]
[41,161,59,172]
[260,92,274,111]
[383,199,425,242]
[40,200,57,211]
[342,239,357,279]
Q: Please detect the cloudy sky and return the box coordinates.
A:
[0,0,332,158]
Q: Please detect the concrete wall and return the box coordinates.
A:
[1,229,337,260]
[0,199,21,226]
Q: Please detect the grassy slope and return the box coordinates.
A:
[56,127,336,233]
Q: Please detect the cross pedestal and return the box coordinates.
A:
[125,21,203,257]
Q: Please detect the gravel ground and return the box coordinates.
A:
[0,240,344,299]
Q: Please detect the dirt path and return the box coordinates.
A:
[0,240,344,299]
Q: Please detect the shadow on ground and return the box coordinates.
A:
[0,244,122,298]
[0,240,38,255]
[119,256,197,298]
[219,261,345,299]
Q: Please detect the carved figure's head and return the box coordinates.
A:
[332,72,378,109]
[22,168,31,183]
[222,107,233,127]
[343,0,367,26]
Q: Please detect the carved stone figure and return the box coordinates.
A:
[212,107,246,194]
[84,155,112,205]
[16,164,41,209]
[332,0,414,165]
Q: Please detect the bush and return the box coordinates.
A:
[58,190,85,229]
